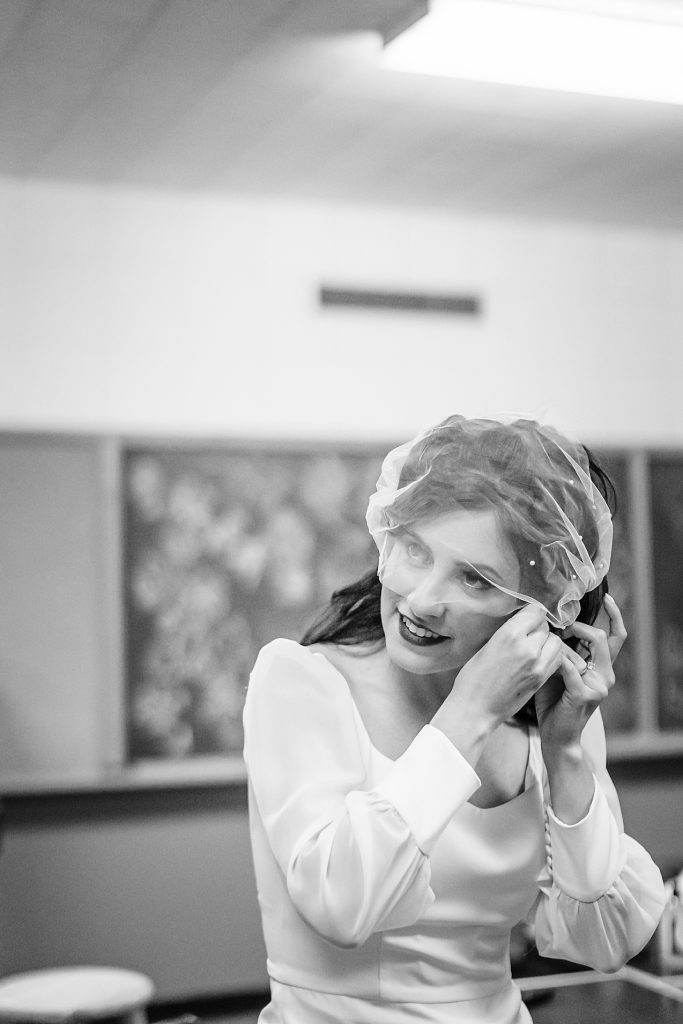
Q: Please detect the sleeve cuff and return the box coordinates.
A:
[373,724,481,854]
[546,775,625,901]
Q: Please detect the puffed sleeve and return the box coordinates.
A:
[529,710,667,973]
[243,639,480,949]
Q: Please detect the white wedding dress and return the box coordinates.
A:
[243,639,665,1024]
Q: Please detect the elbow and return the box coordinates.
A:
[284,820,432,950]
[286,871,373,950]
[584,949,629,975]
[585,939,640,975]
[291,900,370,949]
[616,910,666,971]
[536,937,628,976]
[603,888,669,972]
[312,919,368,950]
[580,914,664,975]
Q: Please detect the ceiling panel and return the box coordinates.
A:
[1,0,683,227]
[0,0,37,54]
[0,0,160,173]
[34,0,298,179]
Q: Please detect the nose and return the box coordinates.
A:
[405,573,448,620]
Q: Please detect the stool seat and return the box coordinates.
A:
[0,966,154,1023]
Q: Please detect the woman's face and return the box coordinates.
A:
[380,508,522,680]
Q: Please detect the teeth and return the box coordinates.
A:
[401,614,442,639]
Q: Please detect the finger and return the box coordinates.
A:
[509,603,547,635]
[602,594,628,661]
[566,622,615,688]
[537,632,563,679]
[559,640,586,673]
[560,654,610,702]
[501,603,547,642]
[565,621,609,665]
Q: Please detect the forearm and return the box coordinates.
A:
[430,697,494,770]
[543,743,595,824]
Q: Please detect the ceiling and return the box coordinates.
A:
[2,0,683,229]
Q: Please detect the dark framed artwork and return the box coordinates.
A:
[596,451,636,734]
[650,455,683,732]
[123,443,383,760]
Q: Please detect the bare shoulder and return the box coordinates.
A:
[306,641,384,680]
[306,642,404,753]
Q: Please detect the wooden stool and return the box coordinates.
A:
[0,966,154,1023]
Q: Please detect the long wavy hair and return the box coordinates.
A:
[302,420,616,726]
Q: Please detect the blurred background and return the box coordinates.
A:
[1,0,683,1011]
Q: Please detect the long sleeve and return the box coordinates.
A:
[243,639,480,949]
[529,711,667,973]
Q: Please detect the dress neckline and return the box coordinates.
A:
[307,643,541,813]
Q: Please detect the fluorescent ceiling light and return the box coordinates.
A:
[382,0,683,105]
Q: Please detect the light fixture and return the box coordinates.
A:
[381,0,683,105]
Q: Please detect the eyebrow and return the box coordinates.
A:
[402,526,508,585]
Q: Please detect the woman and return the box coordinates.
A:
[243,415,666,1024]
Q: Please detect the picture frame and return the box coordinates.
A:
[122,440,384,761]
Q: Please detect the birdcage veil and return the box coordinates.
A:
[366,415,613,629]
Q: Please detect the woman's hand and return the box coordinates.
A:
[448,605,564,727]
[535,595,627,755]
[432,604,564,766]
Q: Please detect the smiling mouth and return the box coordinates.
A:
[398,612,449,646]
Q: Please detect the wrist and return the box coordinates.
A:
[544,745,595,825]
[541,738,584,765]
[431,695,495,768]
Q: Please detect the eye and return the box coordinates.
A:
[406,541,430,564]
[399,534,432,567]
[461,569,493,591]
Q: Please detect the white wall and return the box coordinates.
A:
[2,175,682,446]
[2,176,682,1001]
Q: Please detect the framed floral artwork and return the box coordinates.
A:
[650,454,683,732]
[596,451,636,734]
[123,443,383,760]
